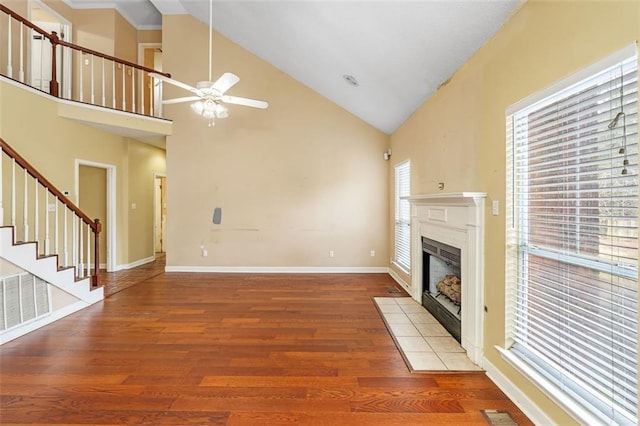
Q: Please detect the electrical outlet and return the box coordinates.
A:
[370,250,376,257]
[48,204,56,212]
[329,250,334,258]
[202,249,208,257]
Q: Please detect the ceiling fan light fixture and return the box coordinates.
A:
[150,0,268,126]
[215,103,229,119]
[191,99,217,119]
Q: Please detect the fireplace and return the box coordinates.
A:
[422,237,461,342]
[407,192,486,365]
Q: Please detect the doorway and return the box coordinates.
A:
[75,160,116,272]
[138,43,163,116]
[30,0,72,97]
[154,175,166,253]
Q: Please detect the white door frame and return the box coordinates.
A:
[153,173,166,254]
[74,160,116,272]
[138,43,163,116]
[29,0,73,98]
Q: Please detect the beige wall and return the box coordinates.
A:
[390,0,640,423]
[162,14,389,268]
[0,79,166,268]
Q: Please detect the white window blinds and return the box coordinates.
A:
[507,51,638,425]
[394,160,411,271]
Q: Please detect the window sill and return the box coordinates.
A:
[495,346,607,426]
[390,261,410,276]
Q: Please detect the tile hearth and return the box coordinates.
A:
[374,297,481,372]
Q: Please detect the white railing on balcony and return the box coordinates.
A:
[0,138,101,286]
[0,4,170,118]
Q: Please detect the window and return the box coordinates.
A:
[506,48,638,425]
[394,160,410,271]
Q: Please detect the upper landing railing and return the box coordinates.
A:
[0,4,171,118]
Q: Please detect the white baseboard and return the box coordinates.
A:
[388,267,411,294]
[114,255,155,272]
[0,299,98,345]
[483,356,555,426]
[165,266,389,273]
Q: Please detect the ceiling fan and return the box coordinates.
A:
[149,0,268,126]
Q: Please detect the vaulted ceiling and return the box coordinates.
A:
[62,0,522,134]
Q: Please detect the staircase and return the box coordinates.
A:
[0,139,104,345]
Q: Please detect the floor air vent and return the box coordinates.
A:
[481,409,518,425]
[384,286,401,293]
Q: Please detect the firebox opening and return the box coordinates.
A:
[422,237,462,343]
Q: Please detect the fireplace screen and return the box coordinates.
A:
[422,237,462,342]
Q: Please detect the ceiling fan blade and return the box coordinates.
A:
[221,95,269,109]
[149,72,200,95]
[163,96,201,105]
[211,72,240,94]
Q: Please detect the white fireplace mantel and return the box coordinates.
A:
[407,192,486,365]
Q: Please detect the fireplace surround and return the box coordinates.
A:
[407,192,486,365]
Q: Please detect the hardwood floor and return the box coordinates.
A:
[100,253,167,297]
[0,266,533,425]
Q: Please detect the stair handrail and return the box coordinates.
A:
[0,137,101,286]
[0,4,171,115]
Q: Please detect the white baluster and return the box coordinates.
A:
[64,47,71,99]
[63,208,68,267]
[112,62,116,108]
[131,67,136,113]
[72,214,77,272]
[101,57,106,106]
[34,179,39,246]
[53,197,58,257]
[18,23,24,83]
[79,217,84,277]
[11,159,16,227]
[44,191,50,255]
[6,17,12,78]
[23,169,28,242]
[39,32,44,91]
[79,52,84,102]
[86,223,91,278]
[140,69,145,115]
[90,55,95,104]
[121,65,126,110]
[149,76,154,117]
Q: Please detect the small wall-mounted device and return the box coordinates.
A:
[438,182,445,190]
[212,207,222,224]
[383,149,392,161]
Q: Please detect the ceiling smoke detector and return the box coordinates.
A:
[343,74,359,87]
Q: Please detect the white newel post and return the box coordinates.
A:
[408,192,486,365]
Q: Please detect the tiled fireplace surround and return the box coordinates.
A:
[407,192,486,365]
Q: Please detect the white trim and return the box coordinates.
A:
[495,346,610,426]
[153,173,166,254]
[114,255,155,272]
[0,299,96,345]
[165,266,389,274]
[506,43,637,115]
[388,266,411,294]
[57,97,170,124]
[483,355,556,426]
[408,192,486,365]
[74,159,116,272]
